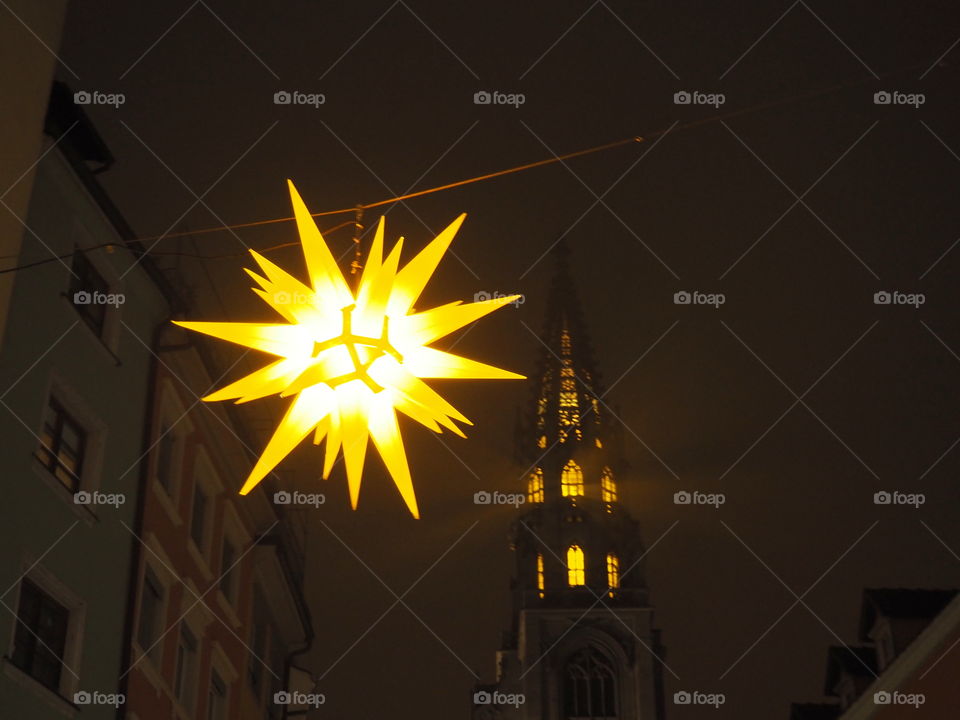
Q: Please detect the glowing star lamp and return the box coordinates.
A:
[174,180,523,518]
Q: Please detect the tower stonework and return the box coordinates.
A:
[473,247,666,720]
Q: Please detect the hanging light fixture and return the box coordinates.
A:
[175,180,523,517]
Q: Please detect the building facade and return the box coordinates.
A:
[0,78,316,719]
[473,249,666,720]
[0,83,172,718]
[121,324,315,720]
[790,588,960,719]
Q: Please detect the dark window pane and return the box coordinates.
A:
[190,486,207,549]
[35,398,86,493]
[11,578,69,692]
[68,250,110,337]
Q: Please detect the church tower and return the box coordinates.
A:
[473,246,666,720]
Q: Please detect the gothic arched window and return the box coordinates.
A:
[561,460,584,497]
[566,545,585,586]
[528,468,544,503]
[601,466,617,504]
[563,647,618,718]
[606,553,620,597]
[536,553,545,598]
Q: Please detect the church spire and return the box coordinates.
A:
[527,240,605,455]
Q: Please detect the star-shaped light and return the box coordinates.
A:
[175,181,523,517]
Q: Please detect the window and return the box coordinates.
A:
[11,578,69,692]
[136,567,165,663]
[36,398,86,492]
[528,468,544,503]
[567,546,585,586]
[190,483,208,551]
[208,668,228,720]
[601,467,617,504]
[249,588,268,697]
[564,647,617,718]
[155,424,178,495]
[561,460,584,497]
[174,624,199,710]
[606,554,620,596]
[68,250,110,336]
[219,537,238,604]
[536,554,545,598]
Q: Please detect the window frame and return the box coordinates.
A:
[566,545,586,586]
[5,565,85,700]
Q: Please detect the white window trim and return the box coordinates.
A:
[6,559,86,702]
[206,640,238,720]
[187,446,222,581]
[150,379,194,525]
[130,534,177,680]
[32,373,107,524]
[65,218,125,357]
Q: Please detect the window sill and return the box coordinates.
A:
[1,656,78,718]
[151,480,183,526]
[32,461,98,527]
[61,294,122,366]
[186,539,214,583]
[215,589,242,629]
[130,643,168,698]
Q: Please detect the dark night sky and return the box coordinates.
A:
[54,1,960,717]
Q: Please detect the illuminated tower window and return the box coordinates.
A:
[606,553,620,596]
[567,545,585,586]
[536,554,545,598]
[561,460,584,497]
[600,466,617,504]
[528,468,544,503]
[557,328,582,442]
